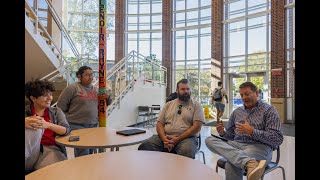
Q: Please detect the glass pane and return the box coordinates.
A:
[107,34,115,60]
[84,15,98,30]
[175,0,185,11]
[186,61,198,69]
[107,0,116,14]
[152,1,162,13]
[83,32,99,59]
[186,70,199,97]
[83,0,99,13]
[187,29,198,60]
[140,1,150,14]
[107,16,115,30]
[128,1,138,14]
[175,61,185,70]
[229,21,245,56]
[69,32,82,53]
[175,12,185,28]
[68,0,82,12]
[200,28,211,59]
[187,11,198,26]
[175,31,185,60]
[175,70,186,85]
[127,16,137,30]
[67,14,82,29]
[228,56,245,74]
[38,0,48,9]
[232,77,246,111]
[200,69,211,98]
[187,0,198,9]
[248,16,267,54]
[139,33,150,56]
[151,33,162,60]
[139,16,150,30]
[200,8,211,24]
[127,33,137,52]
[152,15,162,30]
[248,0,266,15]
[229,0,245,19]
[201,0,211,7]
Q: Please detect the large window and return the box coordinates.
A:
[285,0,295,122]
[224,0,270,74]
[172,0,211,104]
[126,0,162,60]
[65,0,115,68]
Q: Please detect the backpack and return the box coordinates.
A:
[166,92,178,103]
[213,87,223,102]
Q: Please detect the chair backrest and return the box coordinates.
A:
[151,105,161,110]
[138,106,149,112]
[197,135,202,151]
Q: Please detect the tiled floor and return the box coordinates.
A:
[66,124,294,180]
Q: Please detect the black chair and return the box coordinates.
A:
[149,105,160,125]
[136,106,150,127]
[215,147,285,180]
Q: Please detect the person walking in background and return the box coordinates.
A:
[258,89,263,100]
[205,81,283,180]
[57,66,112,157]
[212,81,228,122]
[25,79,70,174]
[138,79,205,159]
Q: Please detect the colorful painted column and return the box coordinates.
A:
[98,0,107,127]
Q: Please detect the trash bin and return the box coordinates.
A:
[204,105,210,119]
[270,98,286,123]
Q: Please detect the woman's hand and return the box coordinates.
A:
[99,92,110,99]
[25,115,42,130]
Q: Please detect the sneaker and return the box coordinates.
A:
[246,160,267,180]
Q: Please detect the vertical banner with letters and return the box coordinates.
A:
[98,0,107,127]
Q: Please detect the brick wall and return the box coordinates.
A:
[162,0,172,96]
[271,0,286,98]
[211,0,223,90]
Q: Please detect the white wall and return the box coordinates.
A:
[107,77,166,128]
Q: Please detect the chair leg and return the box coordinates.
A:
[261,166,286,180]
[199,151,206,164]
[216,165,219,173]
[279,166,286,180]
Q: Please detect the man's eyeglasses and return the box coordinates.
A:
[177,105,182,115]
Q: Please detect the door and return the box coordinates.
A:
[228,74,246,115]
[226,72,268,118]
[247,72,268,103]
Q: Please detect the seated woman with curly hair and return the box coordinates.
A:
[25,79,70,174]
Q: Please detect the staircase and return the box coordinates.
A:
[25,0,80,82]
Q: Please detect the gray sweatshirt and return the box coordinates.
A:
[57,82,112,125]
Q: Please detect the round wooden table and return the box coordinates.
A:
[25,151,221,180]
[55,127,153,151]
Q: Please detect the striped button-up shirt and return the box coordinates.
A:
[223,100,283,149]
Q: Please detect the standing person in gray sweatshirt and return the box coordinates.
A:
[57,66,112,157]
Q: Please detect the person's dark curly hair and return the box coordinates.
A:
[76,66,92,77]
[25,79,55,103]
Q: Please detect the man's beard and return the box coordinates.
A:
[178,93,190,102]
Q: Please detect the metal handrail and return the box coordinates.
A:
[44,0,80,58]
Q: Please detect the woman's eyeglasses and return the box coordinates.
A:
[177,105,182,115]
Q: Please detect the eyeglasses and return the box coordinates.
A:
[82,73,95,77]
[177,105,182,115]
[42,92,52,97]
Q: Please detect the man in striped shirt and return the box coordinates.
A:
[205,81,283,180]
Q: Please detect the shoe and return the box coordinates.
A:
[246,160,267,180]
